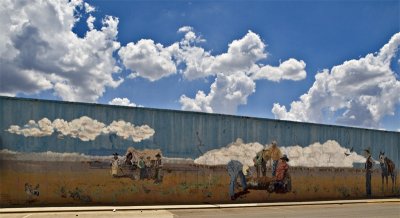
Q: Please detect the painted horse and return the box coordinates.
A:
[253,148,272,177]
[379,152,396,192]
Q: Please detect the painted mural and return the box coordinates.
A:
[0,97,399,207]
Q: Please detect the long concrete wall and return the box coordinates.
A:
[0,96,399,207]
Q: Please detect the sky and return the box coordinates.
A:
[0,0,399,131]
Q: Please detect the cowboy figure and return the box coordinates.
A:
[154,153,163,184]
[254,149,267,177]
[227,160,250,200]
[137,156,146,180]
[364,148,373,197]
[110,153,120,177]
[274,154,289,191]
[270,140,282,177]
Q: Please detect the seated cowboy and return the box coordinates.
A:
[273,155,290,191]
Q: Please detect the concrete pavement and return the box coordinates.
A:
[1,202,399,218]
[1,199,399,218]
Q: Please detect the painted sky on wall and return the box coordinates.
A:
[0,0,399,131]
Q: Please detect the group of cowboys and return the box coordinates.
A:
[227,140,290,200]
[111,152,163,184]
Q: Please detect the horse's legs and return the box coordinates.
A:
[390,173,395,192]
[386,175,389,189]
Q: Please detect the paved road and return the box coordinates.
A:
[2,202,399,218]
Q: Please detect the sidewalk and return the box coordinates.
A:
[1,198,399,213]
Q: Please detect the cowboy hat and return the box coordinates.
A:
[280,154,289,162]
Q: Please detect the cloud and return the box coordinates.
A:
[178,26,206,46]
[0,149,109,162]
[272,32,400,128]
[178,26,193,33]
[84,2,95,13]
[194,139,367,168]
[279,140,367,168]
[87,15,96,30]
[118,26,306,113]
[175,28,306,114]
[0,0,122,102]
[6,118,54,137]
[194,138,264,166]
[104,121,155,142]
[178,30,266,80]
[119,27,297,115]
[118,39,178,81]
[0,149,194,164]
[251,58,307,82]
[6,116,155,142]
[108,97,140,107]
[52,116,106,141]
[180,72,255,114]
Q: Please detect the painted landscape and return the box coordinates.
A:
[1,149,399,207]
[0,98,399,207]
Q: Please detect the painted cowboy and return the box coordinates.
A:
[273,154,290,192]
[270,140,282,177]
[364,148,373,197]
[137,156,146,180]
[110,153,120,177]
[154,153,163,184]
[226,160,250,200]
[254,148,267,177]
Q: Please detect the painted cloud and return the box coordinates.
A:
[194,138,264,167]
[52,116,106,141]
[7,118,54,137]
[194,138,367,168]
[104,121,155,142]
[6,116,155,142]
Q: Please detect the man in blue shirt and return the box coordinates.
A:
[227,160,249,200]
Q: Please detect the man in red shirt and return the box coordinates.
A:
[274,155,289,191]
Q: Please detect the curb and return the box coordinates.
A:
[1,198,399,213]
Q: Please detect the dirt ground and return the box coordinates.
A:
[0,160,399,207]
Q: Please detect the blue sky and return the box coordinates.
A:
[1,0,399,131]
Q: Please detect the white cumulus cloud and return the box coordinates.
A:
[177,30,266,80]
[180,72,255,114]
[6,116,155,142]
[176,28,306,114]
[105,121,155,142]
[118,39,178,81]
[194,139,367,168]
[0,0,122,102]
[108,97,140,107]
[251,58,307,82]
[272,32,400,128]
[6,118,54,137]
[118,26,306,114]
[52,116,106,141]
[194,138,264,166]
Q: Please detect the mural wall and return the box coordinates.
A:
[0,96,399,207]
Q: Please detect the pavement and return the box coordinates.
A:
[1,199,399,218]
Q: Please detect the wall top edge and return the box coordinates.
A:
[1,96,398,134]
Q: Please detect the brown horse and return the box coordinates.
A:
[253,148,273,177]
[379,152,396,192]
